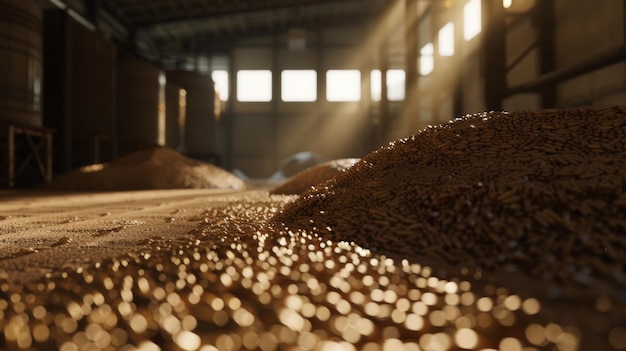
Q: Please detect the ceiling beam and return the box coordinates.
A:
[135,0,379,28]
[153,11,379,56]
[153,8,378,43]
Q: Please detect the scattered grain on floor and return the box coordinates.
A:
[0,198,605,351]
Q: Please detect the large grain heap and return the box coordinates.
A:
[46,147,246,191]
[274,105,626,289]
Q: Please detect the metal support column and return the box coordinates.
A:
[453,1,464,117]
[225,48,235,170]
[404,0,420,129]
[482,0,507,111]
[271,37,280,171]
[536,0,556,108]
[430,3,441,122]
[379,36,390,144]
[316,29,326,104]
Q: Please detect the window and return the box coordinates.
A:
[420,43,434,76]
[281,70,317,102]
[326,70,361,102]
[464,0,481,41]
[387,69,405,101]
[236,70,272,102]
[438,22,455,56]
[371,69,406,101]
[212,70,229,101]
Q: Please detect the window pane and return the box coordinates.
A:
[439,22,455,56]
[387,69,405,101]
[464,0,482,41]
[212,70,229,101]
[421,42,434,56]
[236,70,272,102]
[371,69,405,101]
[281,70,317,102]
[420,43,434,76]
[326,70,361,102]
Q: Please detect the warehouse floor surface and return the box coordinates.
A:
[0,188,624,350]
[0,188,256,283]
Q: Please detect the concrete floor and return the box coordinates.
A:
[0,188,256,283]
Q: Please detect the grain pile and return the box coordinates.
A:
[275,152,327,179]
[274,105,626,289]
[270,158,360,195]
[46,147,246,191]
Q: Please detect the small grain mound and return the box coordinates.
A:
[274,105,626,287]
[270,158,360,195]
[47,146,246,191]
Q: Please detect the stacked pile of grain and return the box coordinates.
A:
[274,105,626,287]
[47,147,246,191]
[270,158,360,195]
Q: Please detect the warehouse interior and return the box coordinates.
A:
[2,1,626,350]
[2,0,625,187]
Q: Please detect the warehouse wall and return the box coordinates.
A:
[414,0,626,137]
[230,46,277,177]
[502,11,541,111]
[554,0,625,106]
[500,0,625,109]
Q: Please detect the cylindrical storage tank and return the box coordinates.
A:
[165,82,182,150]
[166,70,216,160]
[0,0,43,127]
[116,54,163,155]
